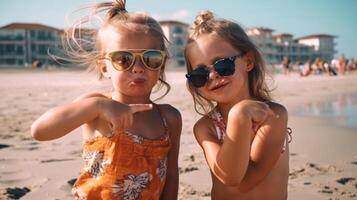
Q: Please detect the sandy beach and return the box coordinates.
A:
[0,69,356,200]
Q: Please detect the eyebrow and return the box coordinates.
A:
[210,56,226,64]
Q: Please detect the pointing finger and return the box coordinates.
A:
[129,104,153,114]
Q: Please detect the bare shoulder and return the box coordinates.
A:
[157,104,182,124]
[267,102,288,121]
[193,115,218,146]
[194,116,212,134]
[259,102,288,139]
[73,92,108,102]
[157,104,182,138]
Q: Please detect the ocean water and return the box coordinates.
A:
[295,93,357,128]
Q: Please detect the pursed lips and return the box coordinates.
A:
[130,77,147,84]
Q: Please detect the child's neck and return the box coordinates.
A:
[111,92,152,104]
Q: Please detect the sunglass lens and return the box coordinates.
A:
[110,51,133,71]
[143,50,164,70]
[214,58,235,76]
[187,67,209,88]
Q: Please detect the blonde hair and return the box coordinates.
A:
[185,11,272,115]
[60,0,170,99]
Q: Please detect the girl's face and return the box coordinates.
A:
[186,33,253,104]
[98,25,164,102]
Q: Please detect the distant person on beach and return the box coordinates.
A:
[312,57,324,75]
[300,59,312,76]
[184,11,291,200]
[337,54,347,75]
[30,0,182,199]
[282,56,290,74]
[347,58,355,72]
[324,60,337,76]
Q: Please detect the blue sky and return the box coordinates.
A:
[1,0,356,58]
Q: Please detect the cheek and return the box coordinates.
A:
[197,87,213,100]
[147,70,161,83]
[110,72,126,87]
[234,64,249,79]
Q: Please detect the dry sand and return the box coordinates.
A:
[0,69,356,200]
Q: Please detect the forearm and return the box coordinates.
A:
[31,97,103,141]
[214,112,252,186]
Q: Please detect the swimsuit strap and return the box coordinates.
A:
[209,108,226,142]
[154,103,169,135]
[281,127,293,153]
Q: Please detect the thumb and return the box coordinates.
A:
[129,104,153,114]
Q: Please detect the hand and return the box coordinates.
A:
[230,100,277,133]
[97,99,153,136]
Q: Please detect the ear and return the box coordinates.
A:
[97,60,111,79]
[244,51,255,72]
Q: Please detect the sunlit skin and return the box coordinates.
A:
[187,33,289,200]
[31,24,182,199]
[98,25,162,104]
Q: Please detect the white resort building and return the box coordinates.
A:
[0,23,62,67]
[246,27,336,65]
[0,22,337,68]
[159,20,189,67]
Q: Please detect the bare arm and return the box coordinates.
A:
[238,103,288,192]
[194,100,276,186]
[30,94,106,141]
[31,92,152,141]
[160,105,182,200]
[194,106,252,186]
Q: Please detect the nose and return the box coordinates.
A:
[131,55,145,73]
[208,68,219,80]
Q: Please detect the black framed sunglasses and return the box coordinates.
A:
[101,49,167,71]
[185,54,244,88]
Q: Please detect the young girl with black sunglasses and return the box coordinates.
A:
[30,0,182,199]
[185,11,291,199]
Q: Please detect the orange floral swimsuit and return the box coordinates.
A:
[72,106,170,200]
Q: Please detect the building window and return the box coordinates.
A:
[173,27,183,34]
[38,45,48,55]
[6,58,16,64]
[6,44,15,53]
[38,31,46,40]
[17,46,24,55]
[176,51,184,58]
[175,38,184,46]
[177,60,185,66]
[30,31,36,39]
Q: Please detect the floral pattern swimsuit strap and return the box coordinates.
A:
[154,103,170,138]
[209,108,226,142]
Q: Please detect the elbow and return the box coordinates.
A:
[218,176,242,187]
[30,121,47,141]
[217,174,254,191]
[238,184,255,193]
[213,165,244,187]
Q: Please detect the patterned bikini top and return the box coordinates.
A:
[208,108,292,152]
